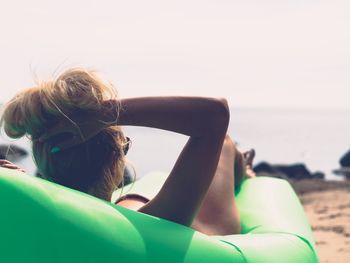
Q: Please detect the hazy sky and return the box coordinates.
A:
[0,0,349,109]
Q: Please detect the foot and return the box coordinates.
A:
[242,149,256,179]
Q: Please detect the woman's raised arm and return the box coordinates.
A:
[117,97,229,137]
[115,97,230,226]
[39,96,229,226]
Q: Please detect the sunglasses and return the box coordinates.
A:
[123,137,132,155]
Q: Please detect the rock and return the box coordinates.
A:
[254,161,325,180]
[340,150,350,167]
[312,171,326,179]
[334,150,350,179]
[333,167,350,179]
[273,163,312,179]
[0,144,28,162]
[253,162,286,179]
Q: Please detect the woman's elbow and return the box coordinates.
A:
[218,97,230,119]
[219,97,230,130]
[208,97,230,135]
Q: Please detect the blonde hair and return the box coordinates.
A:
[1,68,125,200]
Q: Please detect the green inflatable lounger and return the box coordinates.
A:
[0,167,319,263]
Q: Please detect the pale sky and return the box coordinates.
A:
[0,0,349,109]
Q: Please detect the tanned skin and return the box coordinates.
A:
[39,97,230,227]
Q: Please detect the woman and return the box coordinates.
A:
[0,68,255,235]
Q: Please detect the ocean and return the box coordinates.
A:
[2,108,350,180]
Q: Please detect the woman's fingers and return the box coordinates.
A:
[0,160,26,173]
[0,159,12,165]
[1,164,20,169]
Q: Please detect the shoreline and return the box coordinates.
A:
[289,178,350,263]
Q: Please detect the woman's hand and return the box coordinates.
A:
[0,159,26,173]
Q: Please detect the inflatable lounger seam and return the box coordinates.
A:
[219,239,248,263]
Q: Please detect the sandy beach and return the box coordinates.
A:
[289,179,350,263]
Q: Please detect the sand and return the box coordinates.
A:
[289,179,350,263]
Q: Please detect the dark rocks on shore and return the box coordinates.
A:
[253,162,325,180]
[0,144,28,162]
[333,149,350,179]
[340,150,350,167]
[333,167,350,179]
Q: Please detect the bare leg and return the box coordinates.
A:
[191,135,255,235]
